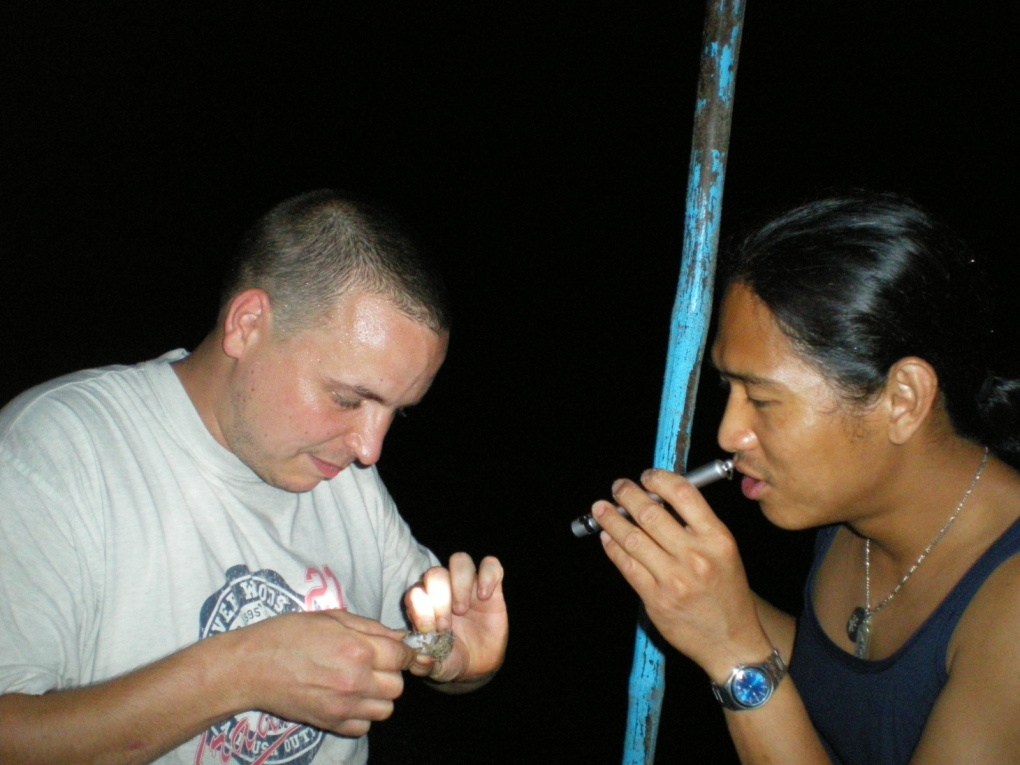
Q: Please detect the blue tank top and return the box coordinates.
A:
[790,517,1020,765]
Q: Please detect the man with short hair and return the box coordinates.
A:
[0,190,508,765]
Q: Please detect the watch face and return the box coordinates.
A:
[732,667,772,708]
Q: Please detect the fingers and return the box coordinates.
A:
[593,469,718,580]
[407,648,439,679]
[640,468,727,534]
[401,553,508,685]
[317,664,405,737]
[327,630,411,709]
[475,555,504,600]
[321,608,410,641]
[376,634,418,673]
[449,553,504,608]
[605,469,723,539]
[241,611,419,737]
[593,484,677,570]
[405,554,506,632]
[592,498,661,593]
[407,583,443,632]
[335,718,375,738]
[319,609,417,670]
[592,470,764,671]
[448,552,476,614]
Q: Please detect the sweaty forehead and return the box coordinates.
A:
[712,285,781,362]
[712,284,841,401]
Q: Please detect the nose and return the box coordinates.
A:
[717,393,758,455]
[344,408,393,466]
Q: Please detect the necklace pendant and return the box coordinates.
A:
[846,606,868,643]
[854,616,872,659]
[846,607,872,659]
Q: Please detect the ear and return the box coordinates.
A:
[221,289,272,360]
[883,357,940,445]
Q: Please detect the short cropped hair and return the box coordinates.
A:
[220,189,450,335]
[724,191,1020,465]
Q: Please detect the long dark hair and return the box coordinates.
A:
[725,192,1020,468]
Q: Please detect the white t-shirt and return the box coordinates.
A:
[0,350,438,764]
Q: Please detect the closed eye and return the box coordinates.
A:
[718,376,770,409]
[333,394,362,410]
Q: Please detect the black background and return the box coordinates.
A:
[2,3,1017,763]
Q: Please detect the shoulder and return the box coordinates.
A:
[955,468,1020,653]
[0,354,187,494]
[0,353,183,439]
[918,548,1020,761]
[949,546,1020,668]
[0,367,125,467]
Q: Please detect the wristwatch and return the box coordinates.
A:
[710,648,787,711]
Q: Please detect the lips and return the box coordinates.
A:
[736,466,769,501]
[309,455,344,480]
[741,475,768,500]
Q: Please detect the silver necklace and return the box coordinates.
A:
[846,447,990,659]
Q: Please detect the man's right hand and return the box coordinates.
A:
[228,609,418,737]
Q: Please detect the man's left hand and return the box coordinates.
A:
[404,553,508,688]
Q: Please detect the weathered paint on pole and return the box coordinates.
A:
[623,2,745,762]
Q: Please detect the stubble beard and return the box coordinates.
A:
[224,390,310,493]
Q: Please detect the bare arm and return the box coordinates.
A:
[0,610,416,765]
[0,636,237,765]
[753,592,797,659]
[727,597,821,761]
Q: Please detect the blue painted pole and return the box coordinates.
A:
[623,2,745,762]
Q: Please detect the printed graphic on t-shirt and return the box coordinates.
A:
[193,564,345,765]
